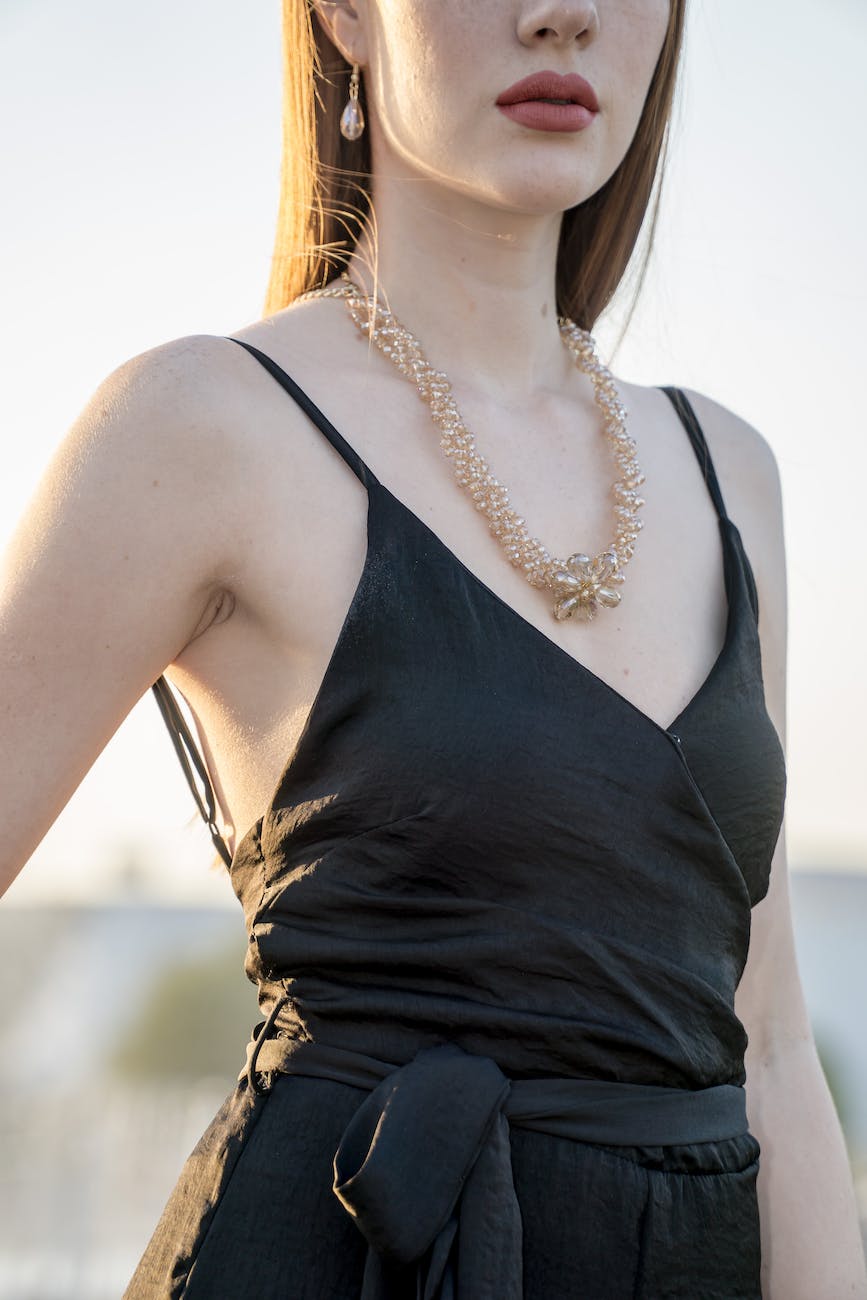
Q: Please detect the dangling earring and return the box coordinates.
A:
[340,63,365,141]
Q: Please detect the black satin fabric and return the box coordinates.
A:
[128,343,786,1299]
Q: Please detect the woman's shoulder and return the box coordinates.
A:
[620,377,787,683]
[617,377,780,492]
[674,387,785,592]
[101,330,279,442]
[672,385,788,742]
[42,327,305,616]
[87,322,328,495]
[677,386,781,501]
[618,377,783,533]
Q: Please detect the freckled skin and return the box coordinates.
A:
[311,1,673,406]
[356,0,670,217]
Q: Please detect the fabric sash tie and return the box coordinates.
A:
[239,1009,748,1300]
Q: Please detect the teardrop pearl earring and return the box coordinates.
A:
[340,63,365,141]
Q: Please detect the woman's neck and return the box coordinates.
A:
[347,176,576,406]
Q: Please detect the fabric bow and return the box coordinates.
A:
[331,1041,523,1300]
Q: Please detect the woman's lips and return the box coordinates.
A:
[497,101,596,133]
[496,70,599,133]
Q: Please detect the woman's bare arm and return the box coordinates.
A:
[689,391,867,1298]
[0,334,243,895]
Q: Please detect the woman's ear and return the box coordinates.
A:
[311,0,368,67]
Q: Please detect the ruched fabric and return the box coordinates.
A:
[129,343,786,1298]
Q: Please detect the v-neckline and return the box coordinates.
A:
[223,484,738,869]
[372,479,738,744]
[227,335,739,747]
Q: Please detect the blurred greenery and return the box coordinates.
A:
[109,941,259,1081]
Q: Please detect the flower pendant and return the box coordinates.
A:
[548,551,622,621]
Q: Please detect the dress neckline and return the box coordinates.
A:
[223,481,740,871]
[223,335,739,743]
[372,478,739,742]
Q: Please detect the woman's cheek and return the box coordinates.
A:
[621,1,672,91]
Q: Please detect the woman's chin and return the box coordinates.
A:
[454,176,606,220]
[430,154,611,219]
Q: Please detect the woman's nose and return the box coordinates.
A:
[517,2,600,48]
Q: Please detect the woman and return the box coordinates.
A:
[2,0,864,1296]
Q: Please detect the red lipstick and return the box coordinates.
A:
[496,70,599,134]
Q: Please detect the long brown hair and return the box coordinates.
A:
[264,1,687,330]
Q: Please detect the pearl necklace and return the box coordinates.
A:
[298,273,645,621]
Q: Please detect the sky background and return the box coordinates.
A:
[1,0,865,904]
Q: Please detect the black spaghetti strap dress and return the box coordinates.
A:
[128,341,786,1300]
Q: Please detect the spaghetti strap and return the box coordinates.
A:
[659,387,729,524]
[150,676,233,868]
[226,337,379,490]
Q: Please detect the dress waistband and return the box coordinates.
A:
[238,997,748,1299]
